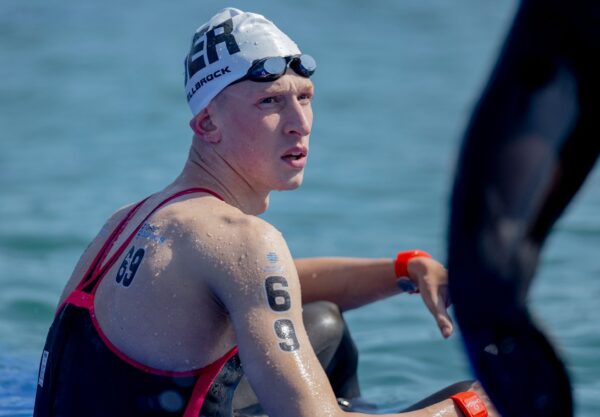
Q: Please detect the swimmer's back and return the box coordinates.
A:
[58,187,259,371]
[35,187,270,416]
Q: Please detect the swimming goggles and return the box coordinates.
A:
[233,54,317,84]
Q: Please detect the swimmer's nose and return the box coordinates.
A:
[284,97,312,138]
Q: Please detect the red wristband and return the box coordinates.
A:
[394,250,432,278]
[450,392,488,417]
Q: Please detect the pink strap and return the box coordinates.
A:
[74,188,223,295]
[56,187,238,386]
[182,347,239,417]
[76,198,148,292]
[59,290,94,311]
[88,303,237,377]
[90,188,222,293]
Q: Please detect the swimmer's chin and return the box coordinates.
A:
[274,176,305,192]
[281,182,303,191]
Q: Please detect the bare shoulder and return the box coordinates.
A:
[153,196,289,280]
[166,197,283,247]
[168,198,294,297]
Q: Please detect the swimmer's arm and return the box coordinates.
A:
[295,257,454,338]
[209,220,342,417]
[295,257,400,310]
[210,221,468,417]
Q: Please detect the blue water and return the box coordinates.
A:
[2,0,599,415]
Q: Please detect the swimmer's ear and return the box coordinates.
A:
[189,109,221,144]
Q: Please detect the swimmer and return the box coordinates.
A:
[448,0,600,415]
[34,8,497,417]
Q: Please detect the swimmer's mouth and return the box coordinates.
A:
[282,147,307,162]
[283,152,305,160]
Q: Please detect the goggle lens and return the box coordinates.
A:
[236,54,316,84]
[262,57,287,76]
[290,54,316,77]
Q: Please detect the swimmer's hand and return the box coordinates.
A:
[407,257,454,338]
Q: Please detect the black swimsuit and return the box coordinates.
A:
[34,188,243,417]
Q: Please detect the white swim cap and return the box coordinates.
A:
[184,8,302,116]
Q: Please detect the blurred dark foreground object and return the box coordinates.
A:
[448,0,600,416]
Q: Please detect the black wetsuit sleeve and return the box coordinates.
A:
[448,0,600,416]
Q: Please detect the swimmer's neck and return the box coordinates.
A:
[172,144,270,216]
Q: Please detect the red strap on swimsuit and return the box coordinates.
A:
[182,347,239,417]
[61,188,225,313]
[74,198,148,294]
[74,187,223,295]
[59,187,238,373]
[53,188,240,415]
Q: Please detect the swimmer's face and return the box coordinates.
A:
[208,71,314,193]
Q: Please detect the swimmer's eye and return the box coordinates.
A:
[298,93,313,103]
[259,96,278,105]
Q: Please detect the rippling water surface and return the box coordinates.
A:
[2,0,599,415]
